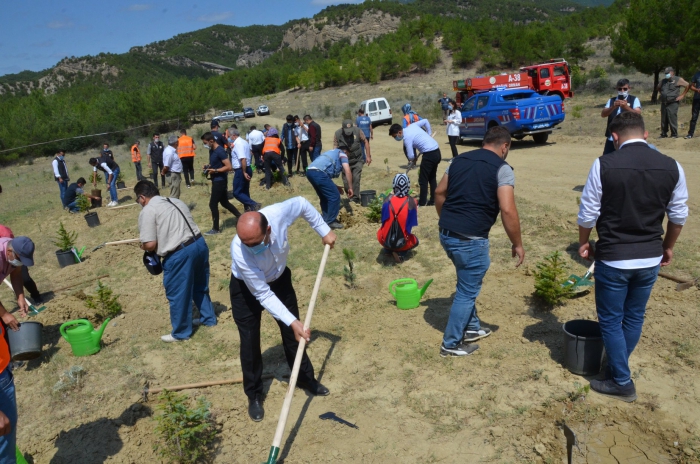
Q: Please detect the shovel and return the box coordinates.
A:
[92,238,140,252]
[2,279,46,316]
[562,262,595,292]
[658,271,699,292]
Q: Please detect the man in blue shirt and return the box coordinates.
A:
[438,93,451,121]
[306,148,354,230]
[685,70,700,139]
[201,132,241,235]
[355,109,373,161]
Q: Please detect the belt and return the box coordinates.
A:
[440,228,472,241]
[163,234,202,260]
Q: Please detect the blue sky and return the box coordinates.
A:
[0,0,363,77]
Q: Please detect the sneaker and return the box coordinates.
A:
[685,135,693,139]
[671,135,678,139]
[187,185,191,188]
[463,328,492,342]
[107,201,118,207]
[328,221,344,230]
[590,378,637,402]
[252,203,262,212]
[440,343,479,357]
[204,229,221,236]
[161,334,189,343]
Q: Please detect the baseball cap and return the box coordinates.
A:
[10,236,35,266]
[342,119,354,136]
[664,66,674,73]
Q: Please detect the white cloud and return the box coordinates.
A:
[197,11,232,22]
[128,4,153,11]
[47,20,74,29]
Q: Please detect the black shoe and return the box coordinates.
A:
[659,134,668,138]
[248,395,265,422]
[463,328,492,343]
[440,343,479,357]
[685,134,693,139]
[426,200,435,207]
[671,135,678,139]
[590,379,637,402]
[204,229,221,236]
[297,380,330,396]
[328,221,344,230]
[253,203,262,211]
[30,295,43,304]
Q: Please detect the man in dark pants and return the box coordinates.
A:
[201,132,241,235]
[0,225,42,304]
[247,125,266,173]
[147,133,166,188]
[600,78,641,155]
[578,112,688,402]
[294,115,310,175]
[685,69,700,139]
[229,197,335,421]
[657,66,689,138]
[281,115,299,176]
[389,120,440,206]
[305,115,322,162]
[334,119,370,203]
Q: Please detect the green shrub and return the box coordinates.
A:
[343,248,356,288]
[85,280,122,319]
[533,251,574,306]
[365,197,383,223]
[53,222,77,251]
[76,194,91,213]
[154,391,217,464]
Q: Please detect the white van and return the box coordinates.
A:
[359,97,392,127]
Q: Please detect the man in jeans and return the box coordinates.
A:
[434,126,524,357]
[578,112,687,402]
[162,135,183,199]
[306,148,353,230]
[52,149,69,204]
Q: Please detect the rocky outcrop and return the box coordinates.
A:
[236,50,274,68]
[282,11,401,51]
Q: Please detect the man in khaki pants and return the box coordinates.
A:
[162,135,183,199]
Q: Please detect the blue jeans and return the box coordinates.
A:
[65,200,79,213]
[310,145,322,162]
[440,234,490,348]
[57,180,68,203]
[162,237,217,339]
[306,169,340,224]
[233,167,256,209]
[0,369,17,463]
[108,167,120,202]
[595,260,659,386]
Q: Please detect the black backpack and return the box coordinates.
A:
[383,199,408,249]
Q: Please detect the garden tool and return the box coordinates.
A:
[91,238,140,252]
[2,279,46,316]
[51,274,109,293]
[265,244,331,464]
[319,412,359,430]
[562,422,580,464]
[562,262,595,292]
[658,271,699,292]
[143,374,274,402]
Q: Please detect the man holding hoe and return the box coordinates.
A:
[229,197,336,421]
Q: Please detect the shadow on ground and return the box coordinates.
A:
[422,293,500,336]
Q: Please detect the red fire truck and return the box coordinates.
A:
[453,59,574,105]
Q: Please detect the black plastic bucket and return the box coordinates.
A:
[117,181,126,189]
[91,197,102,208]
[84,212,100,228]
[56,250,75,268]
[360,190,377,207]
[562,320,605,376]
[7,321,43,361]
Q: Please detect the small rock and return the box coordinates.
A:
[534,443,546,455]
[521,337,529,344]
[119,314,126,319]
[490,426,504,438]
[674,441,679,447]
[111,322,117,327]
[683,448,694,457]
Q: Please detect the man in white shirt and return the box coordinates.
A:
[600,78,642,154]
[246,125,266,173]
[162,135,184,199]
[389,120,441,206]
[89,154,120,207]
[51,149,69,204]
[229,129,260,212]
[229,197,336,421]
[578,112,688,402]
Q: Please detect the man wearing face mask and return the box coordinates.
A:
[52,149,69,204]
[135,180,216,342]
[389,120,440,206]
[434,126,524,357]
[657,67,690,139]
[229,197,336,421]
[147,133,166,188]
[601,79,642,155]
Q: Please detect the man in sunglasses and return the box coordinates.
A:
[228,197,336,422]
[601,79,641,155]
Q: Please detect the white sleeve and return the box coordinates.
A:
[604,99,611,109]
[633,97,641,110]
[577,158,602,228]
[667,162,689,225]
[52,159,60,177]
[101,163,113,175]
[282,197,331,237]
[417,118,432,134]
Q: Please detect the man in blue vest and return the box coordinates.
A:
[51,149,69,204]
[434,125,524,357]
[438,93,451,122]
[600,79,641,154]
[578,112,688,402]
[281,115,299,176]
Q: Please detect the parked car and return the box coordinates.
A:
[257,105,270,116]
[359,97,392,127]
[212,110,245,123]
[243,107,255,118]
[459,89,565,144]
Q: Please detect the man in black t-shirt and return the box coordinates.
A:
[685,70,700,139]
[201,132,240,235]
[64,177,100,212]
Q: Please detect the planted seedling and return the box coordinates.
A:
[54,222,77,252]
[384,158,389,176]
[85,280,122,319]
[76,194,91,213]
[533,251,574,306]
[116,171,125,183]
[343,248,357,288]
[365,197,383,223]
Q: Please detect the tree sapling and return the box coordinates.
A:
[54,222,77,252]
[533,251,574,306]
[343,248,357,288]
[85,280,122,319]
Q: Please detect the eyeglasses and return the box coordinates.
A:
[617,87,629,91]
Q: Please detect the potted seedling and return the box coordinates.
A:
[116,171,126,189]
[54,222,79,268]
[77,195,100,228]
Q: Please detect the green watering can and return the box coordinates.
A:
[389,278,433,310]
[59,319,111,357]
[16,446,28,464]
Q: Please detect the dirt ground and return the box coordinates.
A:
[2,59,699,464]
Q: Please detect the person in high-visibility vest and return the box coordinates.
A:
[262,128,288,190]
[131,141,143,180]
[177,129,196,188]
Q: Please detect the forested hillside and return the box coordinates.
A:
[0,0,637,162]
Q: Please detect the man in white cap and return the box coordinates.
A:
[333,119,370,204]
[162,135,184,199]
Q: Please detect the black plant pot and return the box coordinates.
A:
[91,197,102,208]
[56,249,76,268]
[117,181,126,189]
[84,212,100,228]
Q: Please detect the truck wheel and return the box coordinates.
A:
[533,133,549,144]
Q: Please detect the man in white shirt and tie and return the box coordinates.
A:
[229,197,336,422]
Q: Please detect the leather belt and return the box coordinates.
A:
[163,234,202,260]
[440,228,472,241]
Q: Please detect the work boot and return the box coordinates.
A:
[328,221,344,230]
[248,394,264,422]
[589,379,637,403]
[297,380,330,396]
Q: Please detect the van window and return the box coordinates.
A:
[554,66,565,77]
[462,98,476,112]
[360,103,366,113]
[378,100,387,110]
[369,101,377,112]
[500,92,536,101]
[540,68,550,79]
[476,96,489,110]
